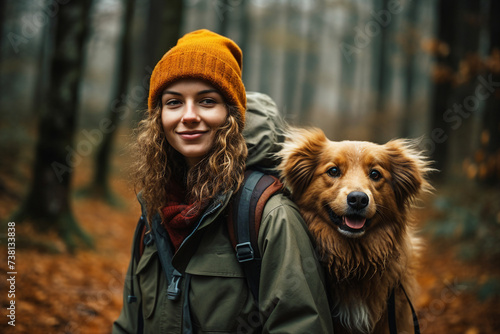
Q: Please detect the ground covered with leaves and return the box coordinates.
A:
[1,166,499,333]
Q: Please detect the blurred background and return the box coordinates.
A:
[0,0,499,333]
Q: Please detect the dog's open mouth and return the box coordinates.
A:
[328,207,370,236]
[343,216,366,230]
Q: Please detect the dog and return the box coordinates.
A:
[278,127,431,334]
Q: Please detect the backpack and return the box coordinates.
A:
[134,169,283,303]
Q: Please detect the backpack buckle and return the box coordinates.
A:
[167,270,183,301]
[236,242,255,262]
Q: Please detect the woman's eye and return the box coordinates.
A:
[165,99,181,107]
[369,169,382,181]
[327,167,341,178]
[200,98,216,106]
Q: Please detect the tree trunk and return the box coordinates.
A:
[13,0,93,252]
[142,0,184,108]
[477,0,500,185]
[83,0,136,205]
[258,10,275,98]
[0,1,6,47]
[400,0,418,138]
[281,1,300,117]
[298,2,323,123]
[428,0,459,177]
[240,0,251,84]
[375,0,389,115]
[442,0,481,182]
[216,0,230,36]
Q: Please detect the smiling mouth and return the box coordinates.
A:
[327,207,370,236]
[177,131,207,139]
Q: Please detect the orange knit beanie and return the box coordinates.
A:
[148,29,246,122]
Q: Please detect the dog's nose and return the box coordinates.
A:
[347,191,369,210]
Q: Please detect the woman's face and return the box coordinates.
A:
[161,79,228,168]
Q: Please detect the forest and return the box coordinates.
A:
[0,0,499,333]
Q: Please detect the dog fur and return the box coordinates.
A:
[278,127,432,334]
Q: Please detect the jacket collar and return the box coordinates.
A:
[136,190,233,229]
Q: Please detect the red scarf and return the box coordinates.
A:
[161,181,207,251]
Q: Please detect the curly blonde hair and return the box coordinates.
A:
[131,103,247,224]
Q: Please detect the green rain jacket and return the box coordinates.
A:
[112,92,334,334]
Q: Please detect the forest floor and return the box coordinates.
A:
[0,152,500,334]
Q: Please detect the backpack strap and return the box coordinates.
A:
[402,285,421,334]
[387,285,420,334]
[228,170,283,303]
[133,214,190,329]
[387,287,397,334]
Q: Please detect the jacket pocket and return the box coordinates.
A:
[185,246,254,333]
[136,245,160,319]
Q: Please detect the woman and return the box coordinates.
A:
[113,29,333,334]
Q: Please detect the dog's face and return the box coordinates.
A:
[279,128,430,239]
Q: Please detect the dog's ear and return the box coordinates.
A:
[278,127,327,198]
[385,139,432,207]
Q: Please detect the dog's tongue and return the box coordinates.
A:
[344,216,366,229]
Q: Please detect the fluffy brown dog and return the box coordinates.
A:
[278,127,431,334]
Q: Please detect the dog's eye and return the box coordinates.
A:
[327,167,341,178]
[369,169,382,181]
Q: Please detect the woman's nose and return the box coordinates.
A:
[181,102,200,123]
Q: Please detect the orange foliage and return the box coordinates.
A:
[0,171,139,334]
